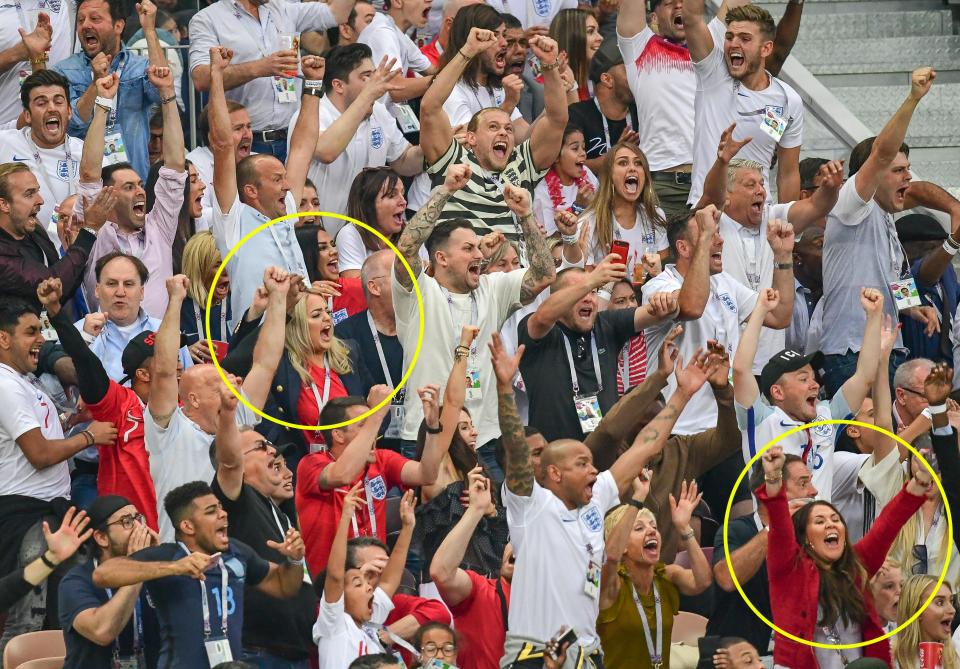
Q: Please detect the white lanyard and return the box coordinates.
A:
[562,332,603,395]
[194,302,226,342]
[619,341,630,388]
[348,475,379,538]
[366,311,394,387]
[269,502,287,539]
[631,580,663,669]
[594,97,633,153]
[483,171,527,265]
[99,559,143,656]
[918,504,943,546]
[103,56,127,129]
[177,542,228,638]
[440,287,479,359]
[885,217,909,279]
[309,356,332,419]
[470,84,503,113]
[738,223,763,291]
[23,129,74,197]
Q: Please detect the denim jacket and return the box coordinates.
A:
[51,49,160,179]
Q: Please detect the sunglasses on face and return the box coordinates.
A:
[243,439,274,456]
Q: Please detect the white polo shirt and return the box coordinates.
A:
[0,129,83,246]
[719,202,792,373]
[288,95,408,236]
[486,0,577,30]
[503,471,620,645]
[358,12,432,81]
[189,0,337,132]
[313,587,393,669]
[642,265,757,435]
[0,0,74,124]
[0,363,70,501]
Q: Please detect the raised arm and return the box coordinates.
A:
[403,327,480,488]
[505,183,556,305]
[286,55,325,207]
[490,333,533,495]
[147,275,189,428]
[429,471,493,607]
[854,68,934,203]
[318,386,392,489]
[255,530,308,599]
[380,490,415,597]
[313,57,400,164]
[213,386,244,501]
[616,0,647,37]
[681,0,715,62]
[528,36,568,171]
[786,160,843,232]
[767,0,804,76]
[144,63,183,170]
[393,164,471,290]
[240,267,291,411]
[526,255,624,340]
[0,12,50,73]
[93,551,220,589]
[322,482,363,603]
[837,288,884,410]
[137,0,169,69]
[868,316,900,461]
[609,351,715,493]
[733,289,776,408]
[763,219,796,328]
[664,481,713,595]
[208,47,238,213]
[420,27,498,163]
[696,124,753,209]
[677,206,720,320]
[903,183,960,286]
[79,73,118,183]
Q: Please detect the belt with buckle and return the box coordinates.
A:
[254,128,288,143]
[651,170,692,185]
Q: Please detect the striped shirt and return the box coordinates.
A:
[427,139,547,240]
[616,334,648,395]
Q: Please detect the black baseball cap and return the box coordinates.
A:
[896,213,947,243]
[87,495,134,531]
[120,330,188,384]
[589,39,625,84]
[760,348,824,399]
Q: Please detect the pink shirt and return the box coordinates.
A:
[78,167,186,319]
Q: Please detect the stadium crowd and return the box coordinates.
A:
[0,0,959,667]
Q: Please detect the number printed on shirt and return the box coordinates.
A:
[210,586,236,617]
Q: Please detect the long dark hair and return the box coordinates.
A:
[415,406,479,482]
[792,501,868,628]
[440,4,505,88]
[146,158,196,274]
[295,224,325,284]
[345,167,402,253]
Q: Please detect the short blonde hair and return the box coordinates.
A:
[182,231,223,306]
[0,162,32,201]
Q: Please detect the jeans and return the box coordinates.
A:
[241,648,310,669]
[252,138,288,164]
[822,349,906,398]
[70,471,98,510]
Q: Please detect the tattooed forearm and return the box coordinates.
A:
[499,390,534,496]
[395,186,454,289]
[518,211,556,305]
[611,393,687,491]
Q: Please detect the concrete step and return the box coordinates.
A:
[763,10,954,40]
[757,0,945,11]
[792,36,960,75]
[832,84,960,148]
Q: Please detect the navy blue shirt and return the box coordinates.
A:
[130,540,269,668]
[59,560,160,669]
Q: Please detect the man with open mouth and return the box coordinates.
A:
[683,0,804,208]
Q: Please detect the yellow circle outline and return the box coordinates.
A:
[722,419,952,650]
[203,211,425,431]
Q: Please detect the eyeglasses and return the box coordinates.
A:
[106,513,145,530]
[912,544,929,575]
[421,642,457,657]
[899,386,929,400]
[243,439,275,456]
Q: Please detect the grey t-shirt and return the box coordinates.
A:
[821,178,906,355]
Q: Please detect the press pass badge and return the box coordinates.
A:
[758,106,787,142]
[890,277,922,310]
[393,103,421,133]
[204,638,233,665]
[113,655,141,669]
[273,76,297,104]
[385,387,406,440]
[584,559,601,599]
[574,394,602,433]
[465,368,482,401]
[102,132,129,166]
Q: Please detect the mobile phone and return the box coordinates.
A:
[212,340,230,361]
[555,626,578,653]
[610,240,630,266]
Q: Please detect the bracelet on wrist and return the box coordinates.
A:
[458,49,472,60]
[303,79,323,88]
[94,95,115,111]
[947,233,960,249]
[943,240,959,256]
[424,423,443,435]
[680,528,696,541]
[765,472,783,484]
[561,233,580,245]
[928,403,948,415]
[302,87,323,98]
[627,499,644,510]
[40,551,58,569]
[774,262,793,270]
[82,430,94,447]
[159,94,176,105]
[540,60,560,72]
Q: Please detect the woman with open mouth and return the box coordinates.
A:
[758,444,934,669]
[892,574,960,669]
[581,141,669,284]
[295,225,368,326]
[550,8,604,102]
[598,474,712,669]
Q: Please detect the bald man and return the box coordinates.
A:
[144,269,290,540]
[420,0,485,67]
[491,332,715,668]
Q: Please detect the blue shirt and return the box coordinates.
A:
[51,49,160,178]
[130,540,270,668]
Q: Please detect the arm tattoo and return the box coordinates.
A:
[499,390,534,496]
[395,187,453,289]
[518,211,556,305]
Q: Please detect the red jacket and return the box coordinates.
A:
[757,483,925,669]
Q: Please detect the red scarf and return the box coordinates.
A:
[545,167,590,210]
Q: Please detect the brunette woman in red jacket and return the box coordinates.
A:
[757,445,934,669]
